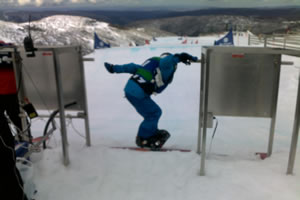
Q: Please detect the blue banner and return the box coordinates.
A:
[94,32,110,49]
[214,29,234,46]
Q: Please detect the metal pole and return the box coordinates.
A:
[197,54,205,154]
[267,57,281,157]
[53,50,70,166]
[264,36,267,47]
[78,47,91,147]
[248,34,251,46]
[12,48,29,137]
[200,51,210,176]
[287,71,300,174]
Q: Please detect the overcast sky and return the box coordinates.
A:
[2,0,300,8]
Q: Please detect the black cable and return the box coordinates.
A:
[208,116,219,157]
[211,116,219,139]
[42,101,77,149]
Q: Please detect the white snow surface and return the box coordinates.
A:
[28,34,300,200]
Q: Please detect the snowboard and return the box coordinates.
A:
[111,146,191,152]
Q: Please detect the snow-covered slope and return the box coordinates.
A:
[0,15,167,54]
[25,35,300,200]
[0,20,27,43]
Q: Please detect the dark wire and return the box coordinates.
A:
[208,116,219,157]
[42,101,77,149]
[211,116,218,139]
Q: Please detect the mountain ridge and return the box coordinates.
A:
[1,7,300,24]
[1,7,300,36]
[1,9,300,56]
[0,15,170,55]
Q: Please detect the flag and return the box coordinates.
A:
[94,32,110,49]
[145,40,150,45]
[214,29,234,46]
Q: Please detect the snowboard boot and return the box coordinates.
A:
[136,136,150,148]
[152,129,170,149]
[136,129,170,150]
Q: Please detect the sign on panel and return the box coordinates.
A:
[207,51,281,117]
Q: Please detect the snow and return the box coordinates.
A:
[28,33,300,200]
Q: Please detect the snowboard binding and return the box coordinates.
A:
[136,129,170,150]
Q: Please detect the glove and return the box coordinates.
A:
[104,62,114,73]
[175,53,198,65]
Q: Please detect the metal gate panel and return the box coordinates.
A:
[20,46,85,111]
[207,50,281,117]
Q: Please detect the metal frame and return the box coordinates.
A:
[1,46,92,166]
[39,46,91,165]
[248,33,300,51]
[10,48,29,136]
[78,49,92,147]
[52,49,70,165]
[198,46,300,176]
[287,71,300,174]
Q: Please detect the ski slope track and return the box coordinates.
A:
[20,34,300,200]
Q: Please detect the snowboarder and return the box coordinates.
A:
[104,52,198,149]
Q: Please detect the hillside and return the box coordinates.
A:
[1,7,300,36]
[0,15,173,55]
[129,15,300,36]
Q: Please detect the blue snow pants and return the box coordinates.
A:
[125,93,162,139]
